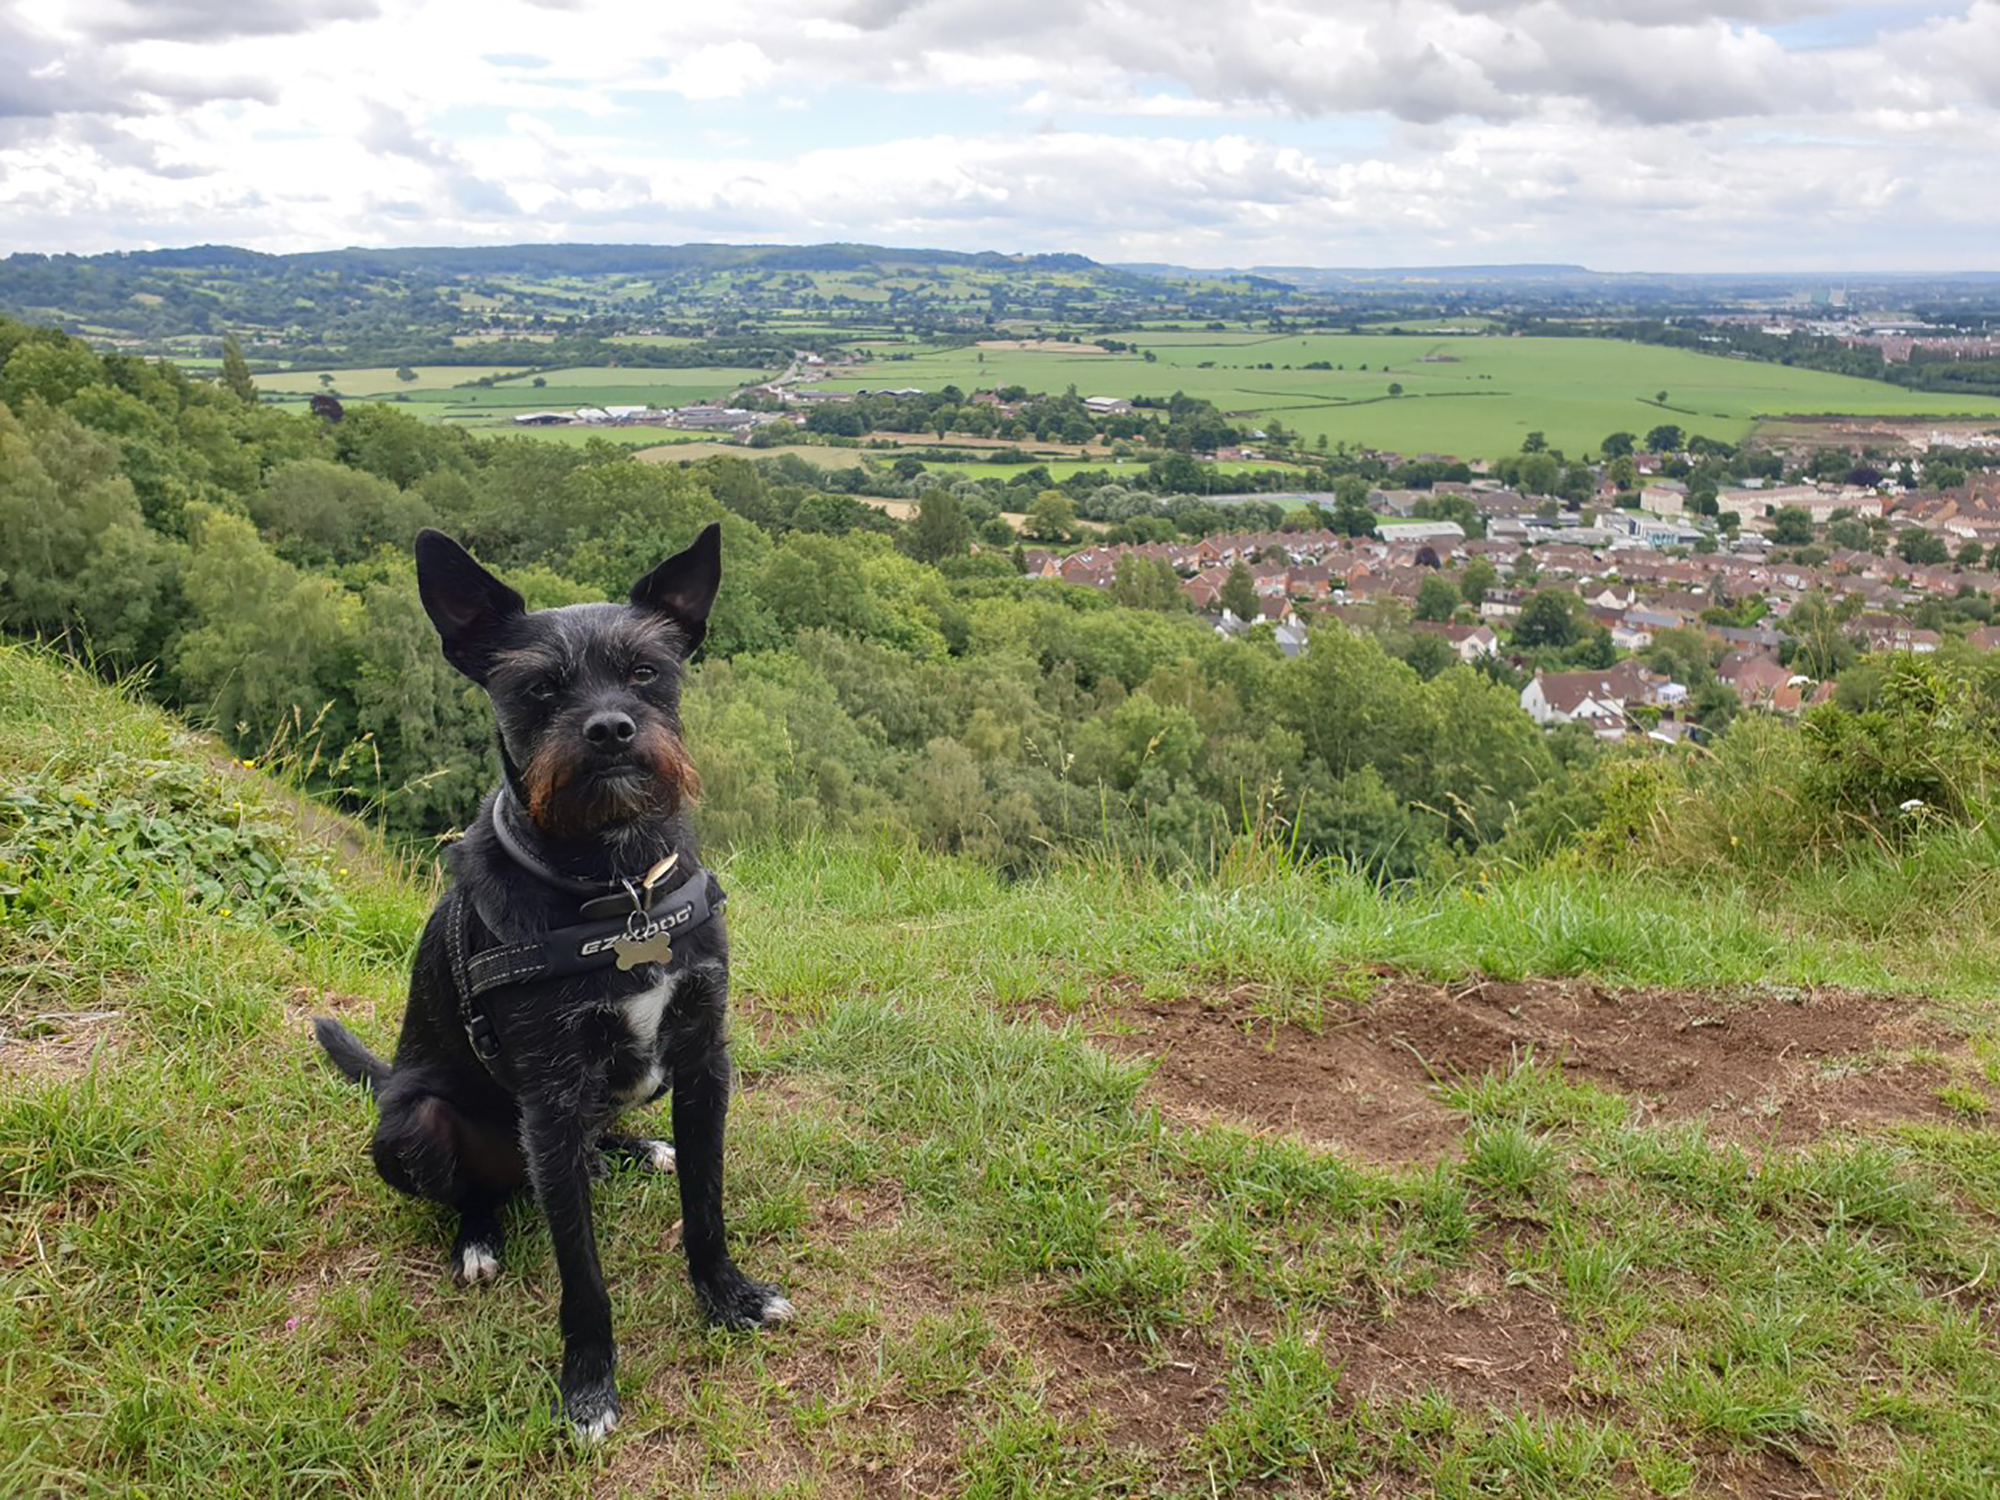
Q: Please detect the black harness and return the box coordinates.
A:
[446,790,725,1073]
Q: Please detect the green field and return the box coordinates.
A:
[880,456,1303,483]
[489,365,773,389]
[243,362,778,433]
[822,334,2000,457]
[251,364,530,395]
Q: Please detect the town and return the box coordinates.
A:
[1020,462,2000,741]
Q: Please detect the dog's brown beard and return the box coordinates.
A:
[522,724,702,838]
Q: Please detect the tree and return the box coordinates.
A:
[1770,506,1814,546]
[1109,554,1185,612]
[220,335,258,403]
[1220,561,1259,620]
[1512,589,1584,649]
[0,401,179,664]
[1955,540,1984,568]
[174,504,360,741]
[249,457,434,567]
[1461,558,1498,611]
[902,488,971,564]
[1518,453,1560,496]
[1522,431,1547,453]
[1330,489,1377,536]
[395,366,418,383]
[1645,423,1682,453]
[1896,528,1949,566]
[1601,431,1635,458]
[1414,573,1459,622]
[1387,382,1403,397]
[0,339,101,409]
[1023,488,1076,542]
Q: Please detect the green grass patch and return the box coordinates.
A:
[4,646,1999,1497]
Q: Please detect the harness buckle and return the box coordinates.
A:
[467,1010,502,1062]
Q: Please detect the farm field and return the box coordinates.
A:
[821,334,2000,457]
[489,365,774,389]
[885,456,1304,484]
[242,364,532,395]
[243,362,778,431]
[636,439,856,466]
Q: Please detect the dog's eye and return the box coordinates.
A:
[529,680,560,703]
[630,664,658,685]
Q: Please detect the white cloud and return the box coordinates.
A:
[0,0,1993,268]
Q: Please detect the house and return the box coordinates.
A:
[1718,652,1828,712]
[1369,489,1430,518]
[1415,621,1500,661]
[1639,481,1687,517]
[1376,521,1466,547]
[1520,673,1629,735]
[1182,574,1222,609]
[1521,660,1680,735]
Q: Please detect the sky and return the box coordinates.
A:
[2,0,1997,271]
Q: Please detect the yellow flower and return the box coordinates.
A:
[219,906,233,917]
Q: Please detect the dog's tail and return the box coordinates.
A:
[313,1018,392,1092]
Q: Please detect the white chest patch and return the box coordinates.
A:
[612,969,681,1103]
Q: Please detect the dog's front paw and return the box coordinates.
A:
[452,1238,502,1286]
[694,1267,795,1330]
[560,1370,620,1443]
[638,1139,676,1172]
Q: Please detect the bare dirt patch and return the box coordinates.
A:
[1323,1273,1575,1411]
[0,1008,125,1084]
[1010,1309,1220,1452]
[1082,978,1959,1162]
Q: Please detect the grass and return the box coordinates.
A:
[820,333,2000,458]
[244,364,531,395]
[244,364,778,430]
[4,644,2000,1497]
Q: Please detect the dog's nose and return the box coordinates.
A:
[584,710,637,747]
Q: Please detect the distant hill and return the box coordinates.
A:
[1115,261,1597,286]
[98,241,1105,277]
[0,239,1236,357]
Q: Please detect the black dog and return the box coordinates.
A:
[313,523,788,1440]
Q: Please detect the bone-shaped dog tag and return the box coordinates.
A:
[613,932,673,971]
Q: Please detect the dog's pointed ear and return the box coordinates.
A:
[414,529,525,682]
[630,522,722,654]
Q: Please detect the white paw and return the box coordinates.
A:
[643,1140,677,1172]
[574,1406,620,1443]
[455,1244,500,1285]
[761,1294,796,1323]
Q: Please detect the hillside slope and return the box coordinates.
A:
[3,646,1998,1498]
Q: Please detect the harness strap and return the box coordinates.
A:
[444,871,726,1076]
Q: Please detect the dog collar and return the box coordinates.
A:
[492,786,686,917]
